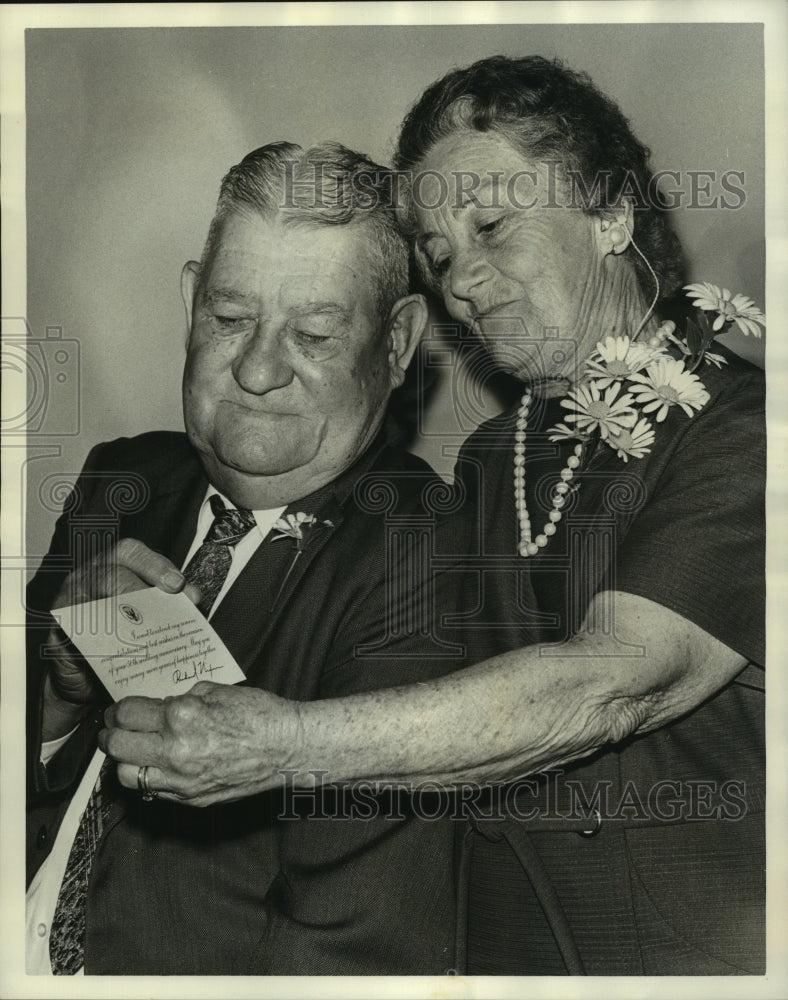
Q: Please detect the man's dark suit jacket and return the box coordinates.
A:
[26,429,468,975]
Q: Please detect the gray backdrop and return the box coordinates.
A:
[24,23,765,563]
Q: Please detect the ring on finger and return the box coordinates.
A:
[137,764,158,802]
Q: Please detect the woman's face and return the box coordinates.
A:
[413,130,611,382]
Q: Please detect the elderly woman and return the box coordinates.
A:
[104,57,765,975]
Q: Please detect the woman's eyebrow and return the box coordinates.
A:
[416,232,441,252]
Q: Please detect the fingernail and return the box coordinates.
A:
[163,570,184,590]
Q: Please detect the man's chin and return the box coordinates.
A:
[211,448,313,480]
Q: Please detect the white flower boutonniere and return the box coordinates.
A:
[271,512,334,552]
[270,512,335,605]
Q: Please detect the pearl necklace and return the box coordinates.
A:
[515,322,678,557]
[514,390,583,557]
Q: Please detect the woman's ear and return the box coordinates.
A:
[385,294,428,389]
[597,200,635,256]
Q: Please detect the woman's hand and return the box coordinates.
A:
[99,682,305,807]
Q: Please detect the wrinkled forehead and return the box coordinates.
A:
[409,130,568,222]
[203,210,383,327]
[209,208,366,271]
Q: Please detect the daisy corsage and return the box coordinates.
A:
[545,282,764,464]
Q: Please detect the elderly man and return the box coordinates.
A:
[26,141,465,975]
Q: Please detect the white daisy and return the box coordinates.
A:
[584,336,660,388]
[628,357,710,422]
[683,282,765,338]
[560,382,637,440]
[547,422,587,443]
[606,418,655,462]
[272,511,317,541]
[665,334,727,369]
[703,350,728,369]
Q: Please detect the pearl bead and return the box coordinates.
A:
[515,388,583,560]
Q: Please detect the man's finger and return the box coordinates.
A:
[99,725,165,766]
[107,695,168,731]
[112,538,186,593]
[115,761,175,797]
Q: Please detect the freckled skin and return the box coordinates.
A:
[414,131,653,383]
[181,214,399,509]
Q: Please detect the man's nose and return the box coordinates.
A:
[448,247,493,306]
[232,325,294,394]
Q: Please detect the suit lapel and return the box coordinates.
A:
[120,462,205,568]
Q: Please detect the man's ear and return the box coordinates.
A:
[596,199,635,256]
[385,294,428,389]
[180,261,201,339]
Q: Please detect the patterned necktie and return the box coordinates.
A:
[48,496,255,973]
[49,756,113,974]
[182,495,257,616]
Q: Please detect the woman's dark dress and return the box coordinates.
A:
[454,349,765,975]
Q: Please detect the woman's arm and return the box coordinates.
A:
[101,589,747,804]
[291,589,746,784]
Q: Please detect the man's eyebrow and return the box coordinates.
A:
[288,302,353,323]
[203,287,257,307]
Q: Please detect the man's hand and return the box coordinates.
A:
[43,538,200,741]
[99,682,305,807]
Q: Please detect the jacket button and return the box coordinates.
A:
[36,825,48,848]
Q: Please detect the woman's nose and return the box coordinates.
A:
[232,326,293,394]
[448,247,492,305]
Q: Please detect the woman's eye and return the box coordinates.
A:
[431,256,452,278]
[478,217,505,236]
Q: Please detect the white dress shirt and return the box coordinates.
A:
[26,491,285,974]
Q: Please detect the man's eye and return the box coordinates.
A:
[293,329,332,347]
[208,314,254,334]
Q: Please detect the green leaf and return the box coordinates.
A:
[695,308,718,350]
[685,317,702,356]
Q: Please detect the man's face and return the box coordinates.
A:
[182,212,400,507]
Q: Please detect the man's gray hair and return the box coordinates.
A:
[200,141,408,324]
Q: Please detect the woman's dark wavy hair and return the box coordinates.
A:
[394,55,684,300]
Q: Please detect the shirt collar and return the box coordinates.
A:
[197,488,285,540]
